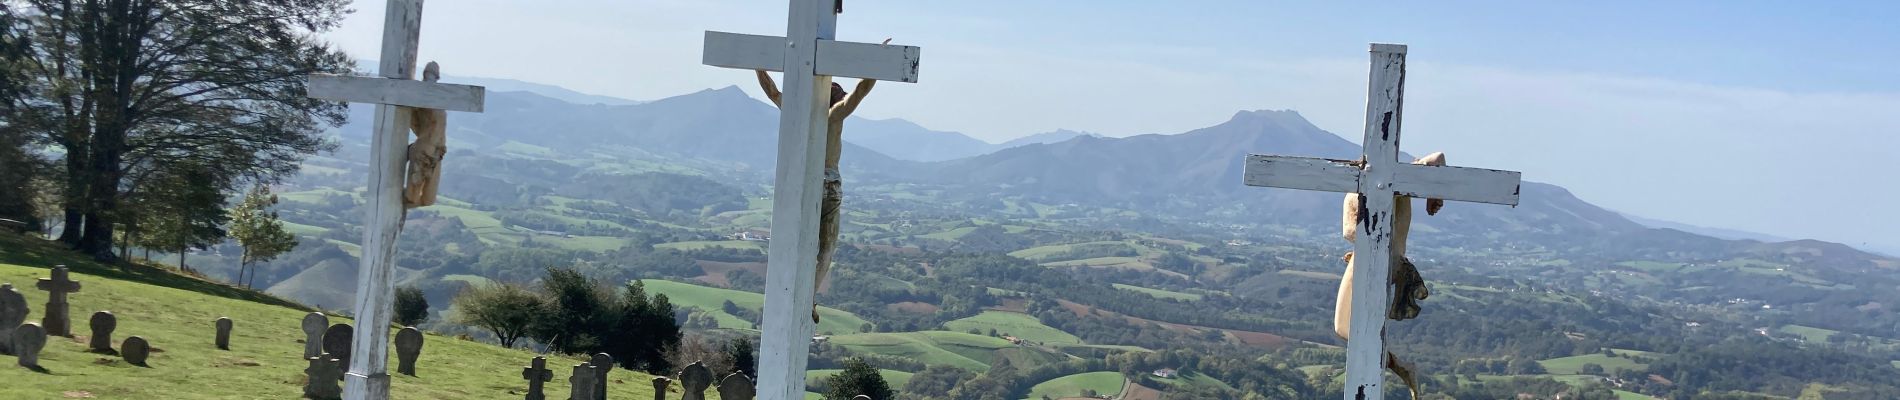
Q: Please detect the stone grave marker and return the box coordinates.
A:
[678,361,712,400]
[122,335,151,366]
[88,311,116,354]
[301,312,328,358]
[394,327,423,376]
[36,265,81,336]
[215,317,233,350]
[717,373,755,400]
[305,354,344,400]
[0,283,26,354]
[570,363,599,400]
[650,377,670,400]
[520,356,553,400]
[13,322,46,370]
[589,352,614,400]
[322,323,353,378]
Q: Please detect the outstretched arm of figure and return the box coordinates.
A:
[1414,152,1447,215]
[828,38,891,122]
[756,70,782,107]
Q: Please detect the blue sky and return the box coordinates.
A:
[325,0,1900,253]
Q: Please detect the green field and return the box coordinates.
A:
[636,279,868,335]
[826,331,1014,371]
[1538,352,1650,375]
[1022,371,1125,399]
[654,240,765,252]
[806,368,914,389]
[1112,283,1203,301]
[1778,325,1839,343]
[0,235,683,399]
[942,311,1080,344]
[1007,241,1129,260]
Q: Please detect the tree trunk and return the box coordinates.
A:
[177,251,185,271]
[57,145,87,245]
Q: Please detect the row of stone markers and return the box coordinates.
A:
[515,358,873,400]
[299,312,427,399]
[1,266,249,372]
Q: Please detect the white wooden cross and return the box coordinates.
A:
[1241,44,1521,400]
[699,1,921,399]
[303,1,484,399]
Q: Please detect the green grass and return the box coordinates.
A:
[0,234,682,399]
[805,368,913,389]
[1613,389,1650,400]
[277,187,359,205]
[1006,241,1127,260]
[636,279,867,335]
[653,240,765,252]
[1022,371,1124,399]
[1111,283,1203,301]
[441,274,494,288]
[1778,325,1839,343]
[941,311,1080,344]
[540,235,630,252]
[918,226,977,241]
[1538,353,1649,375]
[826,332,1013,371]
[1152,371,1235,392]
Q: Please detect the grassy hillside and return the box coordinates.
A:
[637,279,870,335]
[826,331,1014,372]
[942,311,1081,344]
[1111,283,1203,301]
[0,235,684,399]
[1538,351,1651,375]
[805,368,914,389]
[1022,371,1125,399]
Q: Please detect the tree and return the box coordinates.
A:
[726,336,756,379]
[124,161,227,268]
[229,185,295,288]
[1579,363,1605,375]
[450,281,542,348]
[394,285,430,327]
[9,0,352,259]
[529,267,615,354]
[825,358,895,400]
[0,3,43,234]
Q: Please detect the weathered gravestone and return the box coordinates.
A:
[301,312,328,359]
[394,327,423,376]
[305,354,344,400]
[589,352,614,400]
[717,373,755,400]
[853,396,871,400]
[677,362,712,400]
[570,363,599,400]
[88,311,116,354]
[322,323,353,378]
[122,335,151,366]
[36,265,81,337]
[215,317,233,350]
[521,356,554,400]
[0,283,28,354]
[13,322,46,371]
[650,377,670,400]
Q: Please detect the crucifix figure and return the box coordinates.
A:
[699,1,921,399]
[1241,44,1521,400]
[302,1,485,399]
[36,265,81,337]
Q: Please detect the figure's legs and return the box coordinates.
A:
[812,168,844,323]
[1334,252,1355,340]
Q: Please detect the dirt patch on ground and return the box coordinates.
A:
[694,260,766,287]
[987,298,1029,313]
[887,301,940,314]
[1119,380,1164,400]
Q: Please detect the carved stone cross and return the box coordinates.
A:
[35,265,80,337]
[1240,44,1522,400]
[520,356,553,400]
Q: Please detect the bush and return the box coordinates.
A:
[394,285,430,327]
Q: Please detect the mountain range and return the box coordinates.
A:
[331,77,1890,264]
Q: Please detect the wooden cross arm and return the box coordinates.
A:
[1243,154,1521,206]
[1389,163,1521,206]
[702,31,922,83]
[1242,155,1361,193]
[306,74,487,112]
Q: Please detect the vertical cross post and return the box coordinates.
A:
[1240,44,1522,400]
[302,1,484,399]
[699,1,921,399]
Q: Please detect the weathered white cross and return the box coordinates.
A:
[699,1,921,398]
[303,1,484,399]
[1241,44,1521,400]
